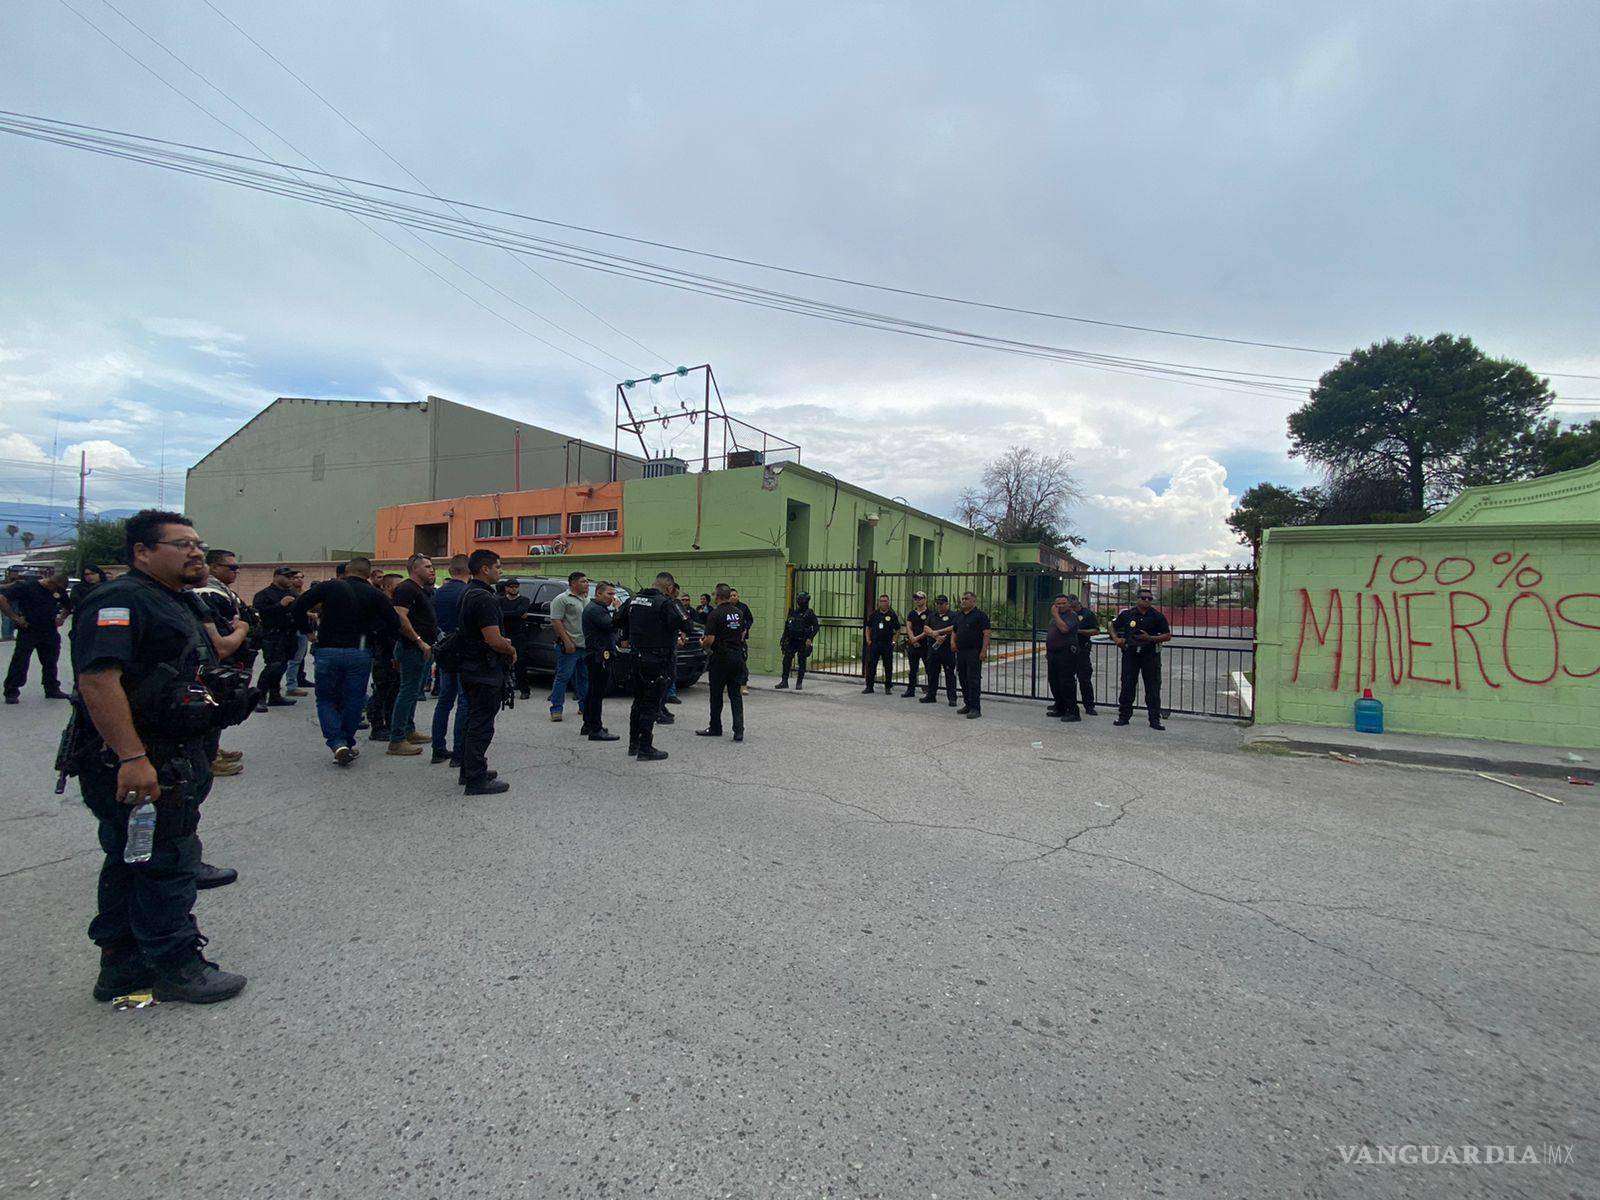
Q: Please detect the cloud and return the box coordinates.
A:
[1087,455,1246,567]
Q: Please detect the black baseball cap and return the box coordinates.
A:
[273,565,297,576]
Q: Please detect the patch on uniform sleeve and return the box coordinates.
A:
[97,607,132,627]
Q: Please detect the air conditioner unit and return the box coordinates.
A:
[644,456,688,478]
[726,449,765,469]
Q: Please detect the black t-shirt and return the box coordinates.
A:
[1045,606,1080,653]
[618,588,687,654]
[458,580,509,679]
[705,602,749,659]
[906,607,931,642]
[924,610,955,650]
[1072,605,1100,648]
[865,608,901,644]
[952,607,991,651]
[392,578,439,644]
[291,577,399,649]
[1111,606,1171,654]
[252,583,298,635]
[2,578,65,632]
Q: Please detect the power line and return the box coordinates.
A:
[196,0,672,369]
[60,0,625,380]
[0,116,1324,401]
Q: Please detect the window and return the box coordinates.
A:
[474,517,513,539]
[569,509,618,535]
[518,514,560,538]
[532,583,563,609]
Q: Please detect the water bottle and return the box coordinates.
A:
[1353,689,1384,734]
[124,802,157,864]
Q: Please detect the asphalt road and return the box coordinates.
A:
[2,675,1596,1199]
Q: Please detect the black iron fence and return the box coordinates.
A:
[791,562,1256,719]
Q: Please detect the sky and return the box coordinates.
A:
[2,1,1597,564]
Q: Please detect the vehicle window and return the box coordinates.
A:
[532,583,562,608]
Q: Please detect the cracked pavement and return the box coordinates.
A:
[2,674,1596,1199]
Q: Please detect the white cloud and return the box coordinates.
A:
[1085,455,1245,567]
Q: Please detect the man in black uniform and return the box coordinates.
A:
[952,590,991,718]
[66,509,251,1004]
[1,565,70,703]
[194,549,255,777]
[251,566,302,709]
[1111,588,1172,730]
[496,578,537,699]
[1069,591,1101,716]
[1044,594,1082,722]
[729,587,755,697]
[456,549,516,794]
[774,591,819,690]
[696,582,749,742]
[919,594,958,706]
[902,590,932,698]
[364,573,402,742]
[862,594,900,694]
[655,581,689,722]
[581,581,619,741]
[617,570,688,762]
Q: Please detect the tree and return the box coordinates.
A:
[1530,418,1600,476]
[1288,334,1552,512]
[1315,468,1421,525]
[954,446,1083,547]
[74,517,127,572]
[1226,482,1319,547]
[19,531,34,551]
[3,524,16,551]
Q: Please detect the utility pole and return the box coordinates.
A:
[76,451,89,555]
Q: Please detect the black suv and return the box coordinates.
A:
[513,578,705,693]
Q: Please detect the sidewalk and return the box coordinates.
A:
[1247,722,1596,782]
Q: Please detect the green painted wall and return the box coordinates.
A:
[620,464,1006,571]
[499,548,789,674]
[1254,461,1600,749]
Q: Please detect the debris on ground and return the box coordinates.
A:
[1567,776,1594,787]
[1475,772,1564,806]
[111,993,158,1010]
[1327,751,1363,765]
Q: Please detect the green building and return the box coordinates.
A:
[1253,458,1600,749]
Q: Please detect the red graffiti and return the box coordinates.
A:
[1401,592,1450,686]
[1291,588,1343,688]
[1288,552,1600,693]
[1447,591,1499,691]
[1502,592,1560,685]
[1557,594,1600,679]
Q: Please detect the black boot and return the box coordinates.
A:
[195,862,238,890]
[92,946,156,1002]
[774,679,789,689]
[636,746,668,761]
[151,943,247,1005]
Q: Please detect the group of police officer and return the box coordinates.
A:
[48,503,1176,1009]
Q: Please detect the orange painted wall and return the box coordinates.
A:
[375,482,625,560]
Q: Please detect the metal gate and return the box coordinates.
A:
[790,561,1256,719]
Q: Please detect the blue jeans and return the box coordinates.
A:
[390,644,427,743]
[313,646,372,751]
[550,647,589,712]
[288,633,308,683]
[431,668,468,757]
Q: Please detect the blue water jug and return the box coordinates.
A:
[1354,689,1384,734]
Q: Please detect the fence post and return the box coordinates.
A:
[1029,568,1039,700]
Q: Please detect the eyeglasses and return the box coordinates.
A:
[151,538,208,553]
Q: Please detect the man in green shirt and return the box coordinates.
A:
[547,570,590,722]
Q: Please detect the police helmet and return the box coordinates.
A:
[796,591,810,603]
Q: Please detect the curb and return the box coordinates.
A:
[1245,733,1586,782]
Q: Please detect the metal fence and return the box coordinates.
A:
[791,561,1257,719]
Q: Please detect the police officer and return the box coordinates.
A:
[1044,594,1081,722]
[902,590,932,698]
[696,582,749,742]
[862,594,900,694]
[496,577,537,700]
[919,594,958,706]
[67,509,251,1004]
[0,565,70,703]
[951,590,991,718]
[251,565,302,707]
[1069,591,1101,715]
[775,591,819,690]
[655,581,689,722]
[456,549,516,794]
[617,570,688,762]
[1111,587,1172,730]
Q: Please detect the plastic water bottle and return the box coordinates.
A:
[1353,689,1384,734]
[124,803,157,864]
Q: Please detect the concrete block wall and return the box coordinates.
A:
[1254,522,1600,749]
